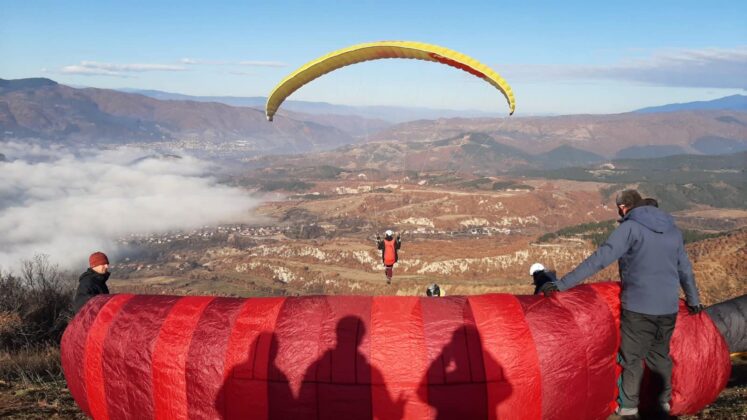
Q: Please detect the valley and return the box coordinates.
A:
[109,174,747,304]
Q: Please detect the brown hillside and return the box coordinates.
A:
[686,229,747,305]
[0,80,353,152]
[369,112,747,157]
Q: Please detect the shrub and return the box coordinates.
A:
[536,220,617,245]
[0,255,76,353]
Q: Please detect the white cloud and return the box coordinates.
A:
[61,58,288,76]
[60,65,129,77]
[80,61,187,72]
[228,70,256,76]
[238,60,287,68]
[0,143,263,270]
[59,61,187,77]
[502,47,747,89]
[179,58,230,66]
[179,58,285,68]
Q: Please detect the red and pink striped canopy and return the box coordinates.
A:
[61,282,730,419]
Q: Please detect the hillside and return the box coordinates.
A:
[687,229,747,304]
[104,175,746,305]
[242,134,606,173]
[524,152,747,211]
[0,78,354,154]
[121,88,500,122]
[369,111,747,158]
[4,78,746,161]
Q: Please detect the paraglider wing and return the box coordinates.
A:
[265,41,516,121]
[61,283,733,419]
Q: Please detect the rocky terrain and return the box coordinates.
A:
[108,177,746,304]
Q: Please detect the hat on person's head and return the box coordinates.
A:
[529,263,545,276]
[426,283,441,297]
[89,252,109,267]
[385,229,393,237]
[615,189,643,208]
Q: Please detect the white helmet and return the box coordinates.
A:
[529,263,545,276]
[385,229,394,237]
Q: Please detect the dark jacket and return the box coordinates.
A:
[533,270,558,295]
[72,269,110,313]
[377,236,402,265]
[557,206,700,315]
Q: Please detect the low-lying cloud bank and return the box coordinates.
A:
[0,143,262,270]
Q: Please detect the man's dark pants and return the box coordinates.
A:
[618,309,677,409]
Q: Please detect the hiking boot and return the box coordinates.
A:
[615,406,638,416]
[386,277,391,285]
[660,402,671,413]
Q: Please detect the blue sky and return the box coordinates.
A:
[1,0,745,115]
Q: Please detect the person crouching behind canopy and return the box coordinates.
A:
[529,263,558,295]
[377,230,401,285]
[72,252,111,313]
[426,283,443,297]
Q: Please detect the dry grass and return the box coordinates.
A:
[0,320,70,417]
[0,352,744,419]
[0,346,62,384]
[0,378,86,419]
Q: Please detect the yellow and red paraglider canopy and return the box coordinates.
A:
[265,41,516,121]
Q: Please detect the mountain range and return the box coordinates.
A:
[634,95,747,114]
[243,132,620,174]
[0,78,354,154]
[367,111,747,158]
[1,78,746,160]
[118,88,502,123]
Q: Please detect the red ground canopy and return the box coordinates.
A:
[61,282,730,419]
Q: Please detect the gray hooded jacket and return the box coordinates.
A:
[556,206,700,315]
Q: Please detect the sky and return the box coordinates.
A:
[1,0,746,115]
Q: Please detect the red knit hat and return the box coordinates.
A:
[89,252,109,267]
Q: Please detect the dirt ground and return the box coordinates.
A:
[0,379,85,419]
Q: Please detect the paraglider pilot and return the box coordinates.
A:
[376,230,401,285]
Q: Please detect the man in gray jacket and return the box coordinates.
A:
[539,189,703,417]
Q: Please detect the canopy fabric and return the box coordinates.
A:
[61,282,730,419]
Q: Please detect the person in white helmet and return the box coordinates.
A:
[529,263,557,295]
[376,230,401,285]
[426,283,444,297]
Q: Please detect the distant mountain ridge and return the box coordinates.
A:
[369,111,747,158]
[120,88,502,123]
[634,95,747,113]
[0,78,355,155]
[245,133,611,174]
[2,78,746,161]
[0,77,59,91]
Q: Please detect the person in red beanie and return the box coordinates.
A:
[72,252,111,313]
